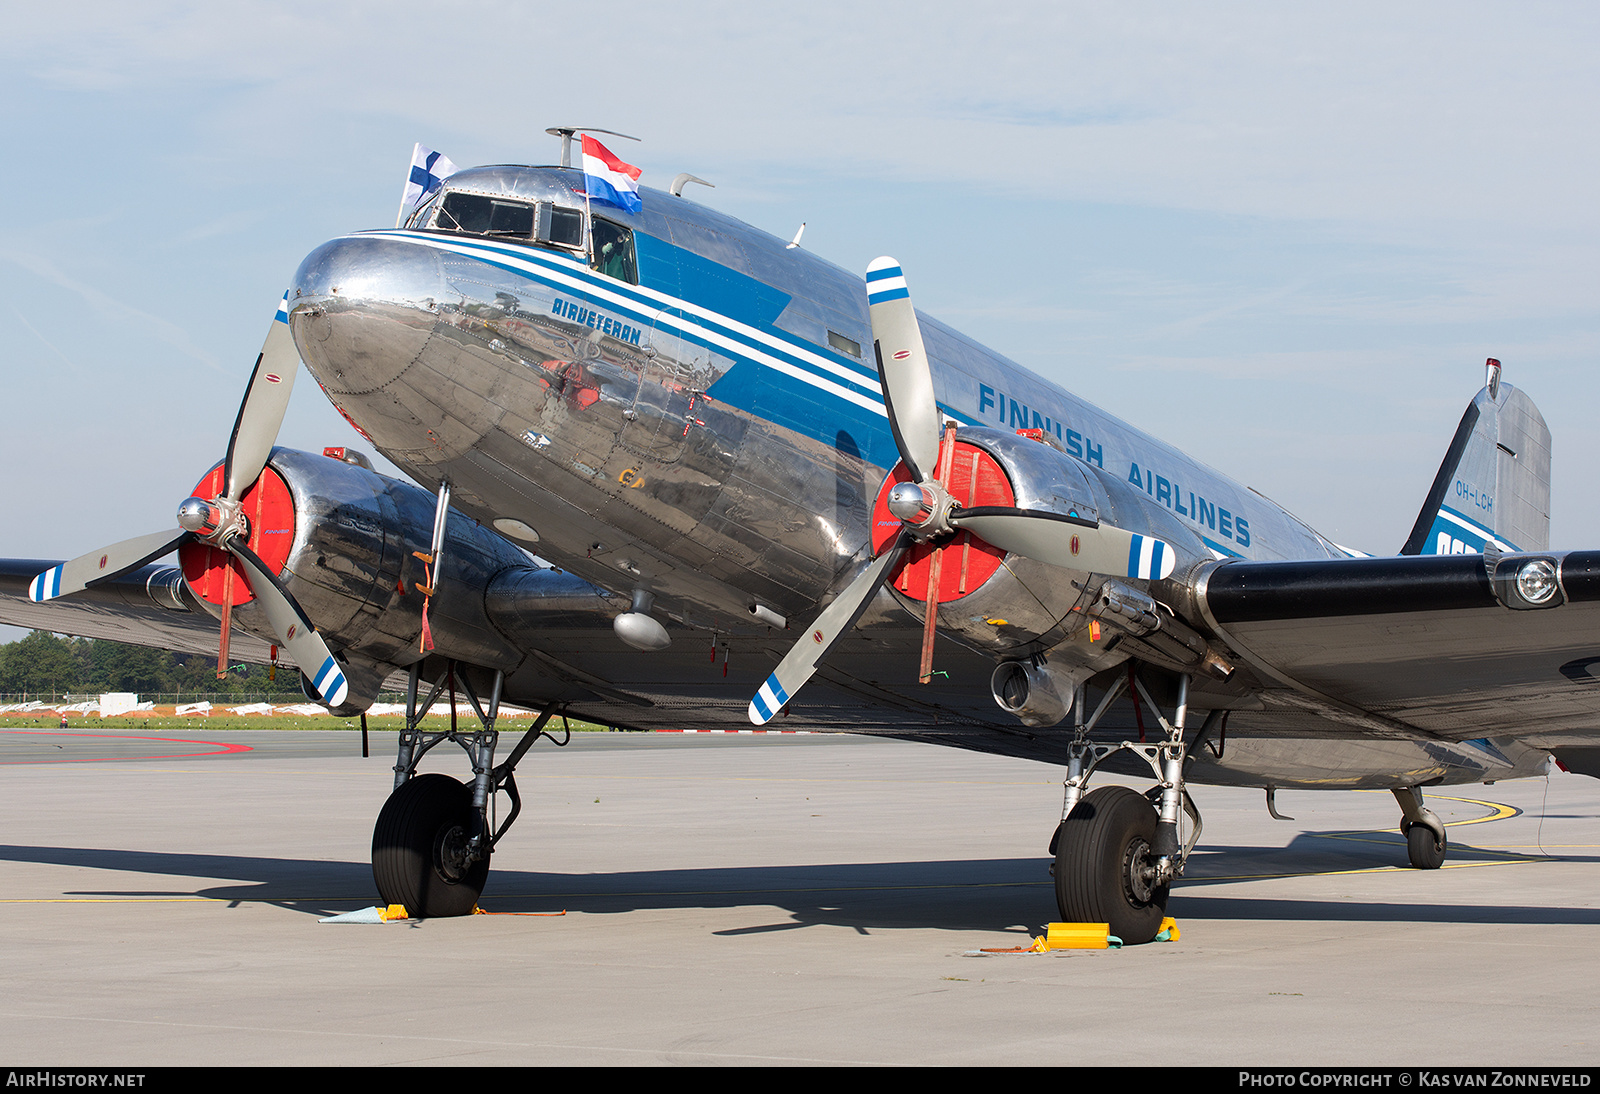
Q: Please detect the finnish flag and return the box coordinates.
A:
[397,143,458,224]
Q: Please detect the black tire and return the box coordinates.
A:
[1407,822,1447,870]
[372,773,489,917]
[1054,785,1170,944]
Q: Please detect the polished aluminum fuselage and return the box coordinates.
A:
[285,165,1548,789]
[291,167,1340,635]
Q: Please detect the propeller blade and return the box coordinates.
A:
[29,529,191,602]
[748,535,909,725]
[223,291,300,504]
[227,541,350,707]
[867,258,942,483]
[951,507,1177,581]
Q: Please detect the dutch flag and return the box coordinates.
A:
[581,135,642,215]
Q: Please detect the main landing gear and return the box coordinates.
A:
[1050,667,1203,944]
[1393,785,1448,869]
[371,660,564,917]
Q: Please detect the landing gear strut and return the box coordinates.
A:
[1393,785,1447,869]
[371,660,562,916]
[1051,667,1202,943]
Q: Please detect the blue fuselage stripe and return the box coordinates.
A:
[377,231,886,397]
[367,231,977,470]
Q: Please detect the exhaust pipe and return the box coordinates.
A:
[991,660,1075,728]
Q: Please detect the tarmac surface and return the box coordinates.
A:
[0,726,1597,1067]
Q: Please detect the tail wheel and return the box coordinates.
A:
[372,773,489,917]
[1406,823,1447,869]
[1054,785,1170,944]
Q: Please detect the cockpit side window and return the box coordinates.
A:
[541,206,584,249]
[405,189,443,230]
[590,220,638,285]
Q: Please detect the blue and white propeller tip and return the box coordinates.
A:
[865,257,911,304]
[1127,534,1176,581]
[748,673,790,725]
[28,566,63,603]
[310,655,349,708]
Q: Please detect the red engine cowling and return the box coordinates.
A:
[178,448,538,704]
[870,428,1110,658]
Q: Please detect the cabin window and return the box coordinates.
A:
[827,330,862,359]
[591,220,638,285]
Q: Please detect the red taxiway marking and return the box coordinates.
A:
[0,730,253,764]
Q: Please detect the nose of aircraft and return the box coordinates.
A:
[289,234,446,397]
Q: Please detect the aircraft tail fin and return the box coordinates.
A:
[1400,360,1551,555]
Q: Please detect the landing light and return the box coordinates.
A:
[492,517,541,544]
[1516,558,1558,604]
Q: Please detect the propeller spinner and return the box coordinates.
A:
[748,259,1175,725]
[30,293,349,708]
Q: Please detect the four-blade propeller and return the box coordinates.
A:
[748,258,1175,725]
[30,293,349,708]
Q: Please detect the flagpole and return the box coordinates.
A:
[578,132,595,265]
[396,142,421,229]
[584,180,593,267]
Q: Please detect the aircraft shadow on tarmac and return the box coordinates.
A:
[2,833,1598,933]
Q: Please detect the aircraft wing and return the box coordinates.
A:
[0,553,1024,735]
[0,559,283,666]
[1189,550,1600,748]
[8,545,1600,774]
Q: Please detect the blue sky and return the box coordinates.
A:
[3,1,1597,630]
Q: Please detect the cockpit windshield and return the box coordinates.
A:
[428,191,585,251]
[414,181,631,283]
[438,193,534,237]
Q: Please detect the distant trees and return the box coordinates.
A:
[0,631,79,695]
[0,631,301,699]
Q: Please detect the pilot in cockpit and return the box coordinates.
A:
[590,220,636,283]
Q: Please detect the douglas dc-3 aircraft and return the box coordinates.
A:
[6,133,1600,943]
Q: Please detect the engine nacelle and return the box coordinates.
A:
[877,427,1206,661]
[180,448,544,707]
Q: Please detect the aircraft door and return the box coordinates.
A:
[619,308,731,466]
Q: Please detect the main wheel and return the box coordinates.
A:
[1406,822,1447,869]
[372,773,489,917]
[1054,785,1170,944]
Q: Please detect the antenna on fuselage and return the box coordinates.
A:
[545,126,640,168]
[670,173,715,197]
